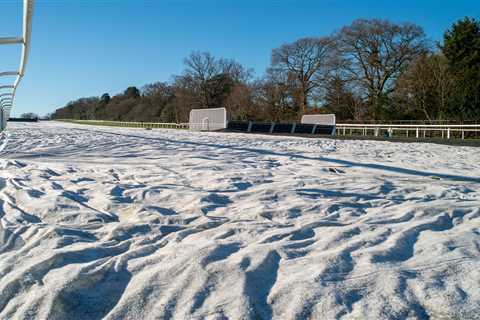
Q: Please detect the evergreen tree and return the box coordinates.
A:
[442,17,480,121]
[124,87,141,99]
[100,93,111,105]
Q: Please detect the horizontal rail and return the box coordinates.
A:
[336,123,480,140]
[61,119,229,130]
[59,119,190,129]
[0,71,19,77]
[337,123,480,128]
[0,37,23,45]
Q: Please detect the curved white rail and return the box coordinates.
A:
[0,0,34,130]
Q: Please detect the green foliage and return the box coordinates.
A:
[443,18,480,70]
[124,87,141,99]
[100,93,110,105]
[442,17,480,120]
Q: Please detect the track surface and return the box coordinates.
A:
[0,122,479,319]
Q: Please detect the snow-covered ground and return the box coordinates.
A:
[0,121,479,320]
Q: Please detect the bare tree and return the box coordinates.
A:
[271,37,335,115]
[337,19,428,117]
[252,67,301,120]
[323,75,362,121]
[394,53,455,121]
[184,52,219,83]
[182,52,253,109]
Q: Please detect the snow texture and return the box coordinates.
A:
[0,121,479,320]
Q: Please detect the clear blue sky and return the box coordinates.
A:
[0,0,478,117]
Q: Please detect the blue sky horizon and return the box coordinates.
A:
[0,0,478,117]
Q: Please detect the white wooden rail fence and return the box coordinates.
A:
[63,120,190,130]
[336,124,480,140]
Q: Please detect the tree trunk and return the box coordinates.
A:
[300,86,308,116]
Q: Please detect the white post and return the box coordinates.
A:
[416,128,419,139]
[291,123,296,134]
[447,128,451,139]
[269,123,275,133]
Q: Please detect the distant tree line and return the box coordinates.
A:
[51,17,480,123]
[20,112,39,119]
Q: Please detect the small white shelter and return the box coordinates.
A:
[301,114,336,126]
[189,108,227,131]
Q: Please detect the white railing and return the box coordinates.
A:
[0,0,34,131]
[336,123,480,140]
[61,119,190,130]
[62,119,235,131]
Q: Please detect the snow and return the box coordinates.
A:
[0,121,479,319]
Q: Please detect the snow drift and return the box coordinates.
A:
[0,121,479,319]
